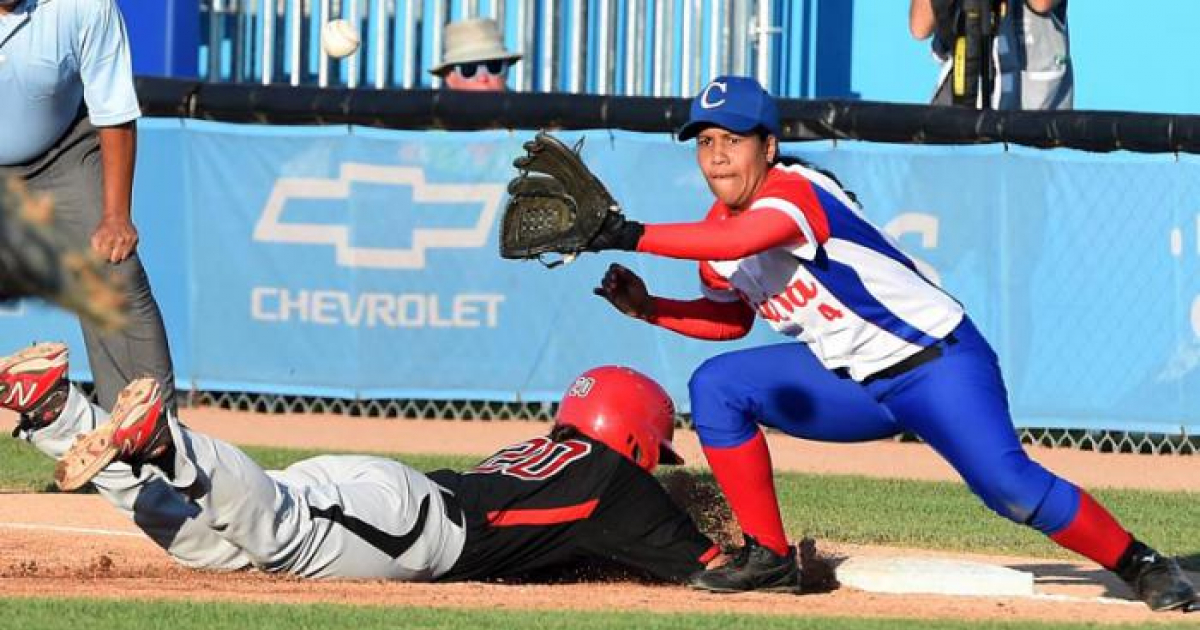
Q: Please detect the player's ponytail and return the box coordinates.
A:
[772,153,860,207]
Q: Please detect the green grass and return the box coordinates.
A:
[0,435,58,492]
[0,437,483,493]
[0,599,1188,630]
[775,474,1200,562]
[241,446,483,477]
[3,437,1197,564]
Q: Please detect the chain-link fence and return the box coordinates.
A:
[177,388,1198,456]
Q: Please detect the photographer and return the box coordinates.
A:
[910,0,1073,109]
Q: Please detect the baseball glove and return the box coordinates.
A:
[0,177,126,331]
[500,132,643,267]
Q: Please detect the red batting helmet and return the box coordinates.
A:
[554,366,683,472]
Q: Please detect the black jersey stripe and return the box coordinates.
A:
[310,494,433,559]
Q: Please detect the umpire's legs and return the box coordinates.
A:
[20,117,176,410]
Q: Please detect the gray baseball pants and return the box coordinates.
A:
[0,115,175,410]
[26,384,467,579]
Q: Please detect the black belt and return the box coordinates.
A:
[836,333,957,385]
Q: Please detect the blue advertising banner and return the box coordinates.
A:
[4,120,1197,433]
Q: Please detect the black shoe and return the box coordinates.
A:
[1117,541,1197,612]
[688,535,801,594]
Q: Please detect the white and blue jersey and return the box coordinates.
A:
[699,163,964,381]
[686,162,1081,538]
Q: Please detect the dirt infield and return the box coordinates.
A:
[2,408,1198,625]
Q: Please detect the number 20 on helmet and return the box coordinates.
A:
[554,365,683,472]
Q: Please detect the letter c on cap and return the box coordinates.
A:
[700,81,727,109]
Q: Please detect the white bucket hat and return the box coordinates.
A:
[430,18,522,75]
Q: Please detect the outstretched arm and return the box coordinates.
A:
[635,206,808,261]
[580,460,722,584]
[594,264,755,341]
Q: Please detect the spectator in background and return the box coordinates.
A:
[909,0,1073,110]
[0,0,177,412]
[430,18,522,92]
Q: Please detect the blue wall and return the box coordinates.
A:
[4,122,1198,435]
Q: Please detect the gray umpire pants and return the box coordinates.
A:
[26,384,467,580]
[0,114,175,410]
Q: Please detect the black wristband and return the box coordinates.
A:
[616,221,645,251]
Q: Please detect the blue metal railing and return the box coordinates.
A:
[199,0,818,97]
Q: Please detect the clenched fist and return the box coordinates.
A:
[593,263,656,321]
[91,215,138,263]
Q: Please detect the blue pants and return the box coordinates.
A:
[688,318,1080,535]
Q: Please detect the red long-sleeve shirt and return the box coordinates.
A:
[634,169,832,340]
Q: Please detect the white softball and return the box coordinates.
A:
[321,19,360,59]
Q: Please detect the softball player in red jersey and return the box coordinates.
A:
[591,75,1195,610]
[3,344,720,583]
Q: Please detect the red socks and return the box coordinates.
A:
[702,430,791,556]
[1049,490,1133,569]
[707,436,1133,568]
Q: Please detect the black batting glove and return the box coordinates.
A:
[586,211,645,252]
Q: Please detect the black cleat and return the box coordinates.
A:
[1117,541,1197,612]
[688,535,802,594]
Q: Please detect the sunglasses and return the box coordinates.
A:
[454,60,508,79]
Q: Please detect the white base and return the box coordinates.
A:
[838,556,1035,597]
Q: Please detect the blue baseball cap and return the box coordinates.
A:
[678,76,781,141]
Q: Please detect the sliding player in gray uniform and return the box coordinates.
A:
[4,343,723,583]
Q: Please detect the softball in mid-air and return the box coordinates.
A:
[321,19,360,59]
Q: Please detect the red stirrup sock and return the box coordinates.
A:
[1049,490,1133,569]
[702,430,790,556]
